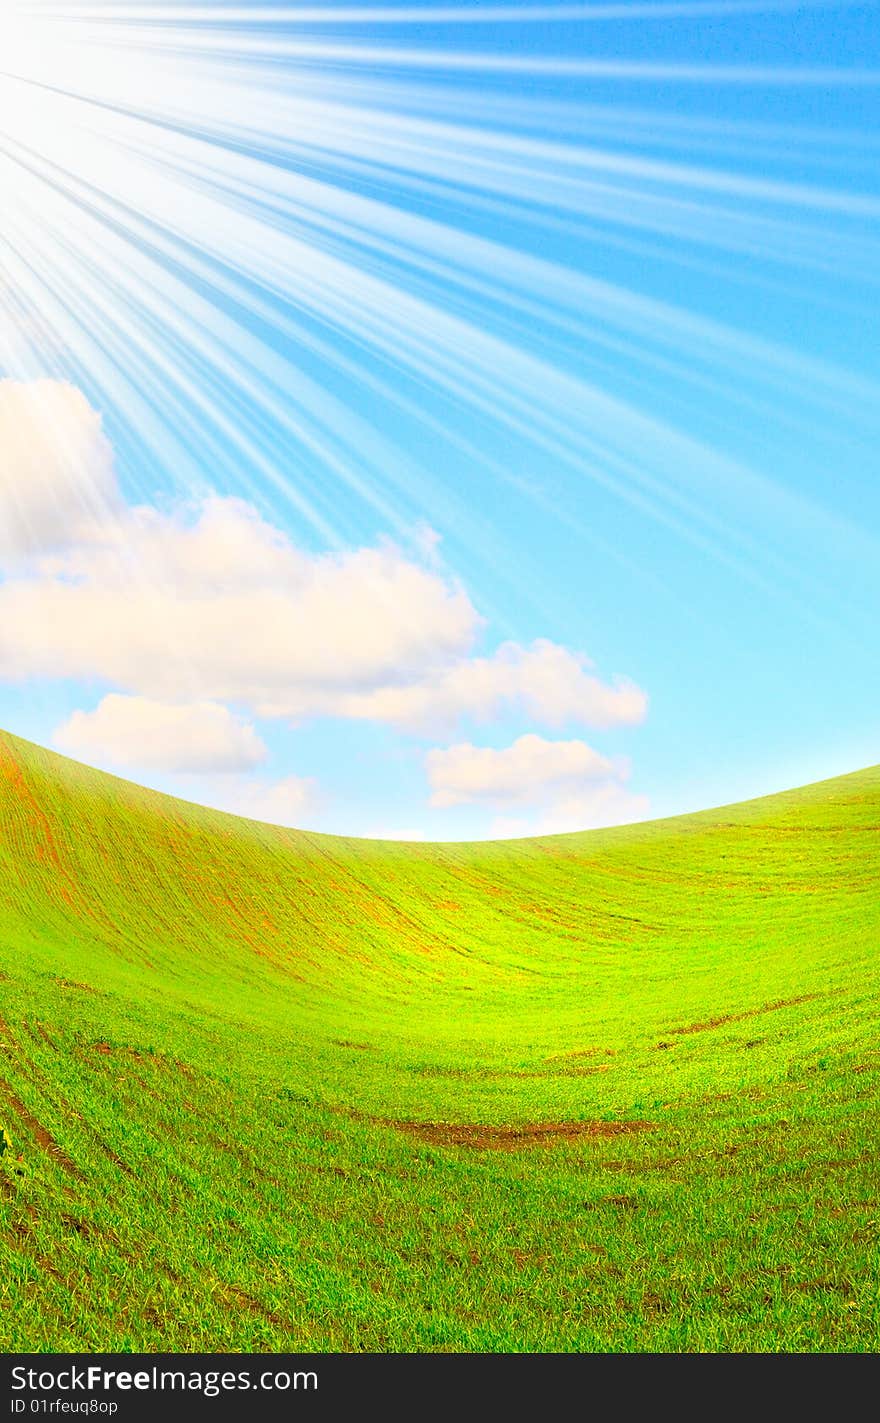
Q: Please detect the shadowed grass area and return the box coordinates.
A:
[0,729,878,1351]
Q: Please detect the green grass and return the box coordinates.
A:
[0,728,878,1351]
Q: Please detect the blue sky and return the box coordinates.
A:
[0,1,878,838]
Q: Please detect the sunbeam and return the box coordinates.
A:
[1,2,877,583]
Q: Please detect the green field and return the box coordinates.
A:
[0,728,878,1352]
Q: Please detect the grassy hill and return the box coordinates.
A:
[0,728,878,1351]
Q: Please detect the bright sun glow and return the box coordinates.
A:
[0,5,47,74]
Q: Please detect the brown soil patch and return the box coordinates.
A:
[209,1278,285,1328]
[382,1117,653,1150]
[406,1060,613,1081]
[0,1078,83,1179]
[546,1046,617,1062]
[5,1219,68,1286]
[60,1213,94,1238]
[79,1040,143,1063]
[101,1143,135,1177]
[664,993,821,1039]
[54,978,99,995]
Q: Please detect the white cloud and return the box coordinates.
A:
[0,379,119,558]
[490,785,650,839]
[0,383,647,745]
[0,490,644,734]
[0,493,481,708]
[426,733,650,834]
[426,733,618,808]
[217,773,320,828]
[322,639,646,734]
[53,694,267,774]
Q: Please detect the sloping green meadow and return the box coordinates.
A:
[0,729,878,1351]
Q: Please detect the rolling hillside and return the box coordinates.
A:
[1,728,878,1351]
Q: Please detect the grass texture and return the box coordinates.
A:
[0,729,878,1351]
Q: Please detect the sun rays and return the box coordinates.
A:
[0,1,878,635]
